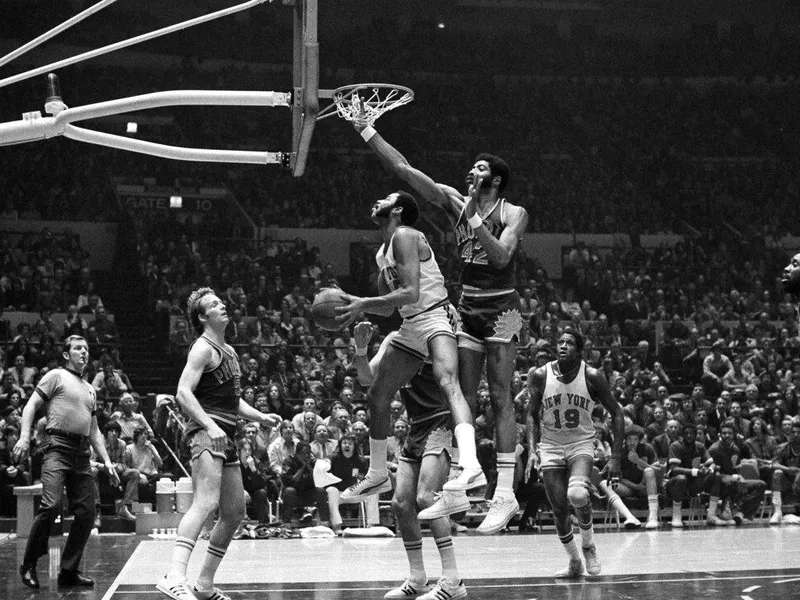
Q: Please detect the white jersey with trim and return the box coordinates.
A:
[376,227,448,319]
[539,360,596,446]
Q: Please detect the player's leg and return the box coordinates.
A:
[159,445,223,600]
[192,464,245,600]
[665,474,687,527]
[542,466,584,578]
[428,333,482,488]
[642,467,660,528]
[386,459,430,599]
[702,472,725,526]
[342,345,421,501]
[417,448,466,600]
[474,340,520,533]
[769,470,788,524]
[566,455,601,575]
[594,466,640,529]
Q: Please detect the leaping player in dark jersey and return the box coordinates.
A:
[527,328,623,578]
[354,321,467,600]
[158,288,281,600]
[355,121,529,533]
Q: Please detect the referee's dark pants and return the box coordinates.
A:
[23,434,96,573]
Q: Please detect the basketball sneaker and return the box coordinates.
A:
[341,471,392,502]
[417,577,467,600]
[384,578,429,599]
[156,576,198,600]
[582,544,601,575]
[769,510,782,525]
[706,515,728,526]
[476,494,519,535]
[645,516,660,530]
[418,491,470,521]
[442,466,486,492]
[554,559,584,578]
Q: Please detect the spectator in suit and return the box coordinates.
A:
[89,307,118,345]
[9,355,37,397]
[110,393,153,442]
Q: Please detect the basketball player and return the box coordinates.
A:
[527,328,623,577]
[157,288,281,600]
[337,191,484,502]
[354,121,529,533]
[353,321,467,600]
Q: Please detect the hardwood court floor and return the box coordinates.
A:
[2,526,799,600]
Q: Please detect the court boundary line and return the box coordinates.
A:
[101,540,146,600]
[108,569,800,595]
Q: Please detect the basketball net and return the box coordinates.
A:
[329,84,414,127]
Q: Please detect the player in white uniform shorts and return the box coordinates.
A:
[336,191,484,502]
[526,328,624,579]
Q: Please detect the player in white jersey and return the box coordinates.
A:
[526,328,624,578]
[336,191,484,501]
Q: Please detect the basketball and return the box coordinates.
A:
[311,287,348,331]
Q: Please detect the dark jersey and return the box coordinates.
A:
[668,439,710,471]
[775,442,800,470]
[399,362,450,426]
[454,199,517,292]
[621,441,657,482]
[185,336,241,438]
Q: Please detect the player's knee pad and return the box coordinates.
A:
[567,476,591,508]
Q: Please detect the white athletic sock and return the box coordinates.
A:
[368,438,388,474]
[773,491,782,509]
[495,452,516,497]
[558,531,582,560]
[648,494,659,519]
[404,539,426,584]
[607,488,636,521]
[168,536,196,580]
[435,536,460,584]
[672,502,682,519]
[196,543,228,591]
[707,496,719,518]
[453,424,480,469]
[578,517,595,548]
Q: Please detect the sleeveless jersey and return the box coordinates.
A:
[399,362,450,426]
[376,227,448,319]
[539,361,596,446]
[454,198,517,293]
[185,336,241,437]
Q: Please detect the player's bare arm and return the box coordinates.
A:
[353,323,395,387]
[238,399,281,428]
[356,124,464,224]
[525,366,547,480]
[587,366,623,476]
[337,228,422,326]
[465,173,529,269]
[176,339,226,451]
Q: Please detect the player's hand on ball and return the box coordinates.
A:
[335,294,366,327]
[354,321,374,349]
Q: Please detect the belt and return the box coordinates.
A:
[46,428,89,443]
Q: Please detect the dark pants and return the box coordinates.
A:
[720,475,766,519]
[23,437,95,573]
[665,472,721,502]
[282,485,328,522]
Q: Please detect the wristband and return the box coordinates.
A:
[361,126,377,142]
[355,346,368,356]
[467,213,483,230]
[691,468,699,477]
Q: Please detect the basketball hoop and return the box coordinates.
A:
[317,83,414,126]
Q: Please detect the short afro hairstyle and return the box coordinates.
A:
[474,153,511,193]
[560,327,585,355]
[392,191,419,226]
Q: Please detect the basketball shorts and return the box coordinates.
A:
[539,438,595,470]
[457,290,522,352]
[189,429,240,467]
[400,413,453,464]
[391,303,460,361]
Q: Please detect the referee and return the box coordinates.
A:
[12,335,120,589]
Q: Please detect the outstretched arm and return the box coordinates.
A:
[355,123,464,224]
